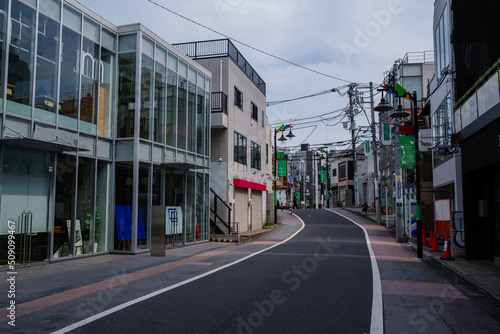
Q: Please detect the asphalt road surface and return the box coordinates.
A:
[65,209,377,333]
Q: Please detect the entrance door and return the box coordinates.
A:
[0,146,52,266]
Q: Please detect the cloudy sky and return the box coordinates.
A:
[79,0,434,150]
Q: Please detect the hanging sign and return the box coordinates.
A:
[399,136,416,169]
[382,123,391,145]
[364,140,372,156]
[278,160,287,177]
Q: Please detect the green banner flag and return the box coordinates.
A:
[321,170,327,182]
[364,140,371,156]
[278,160,287,176]
[382,123,391,145]
[277,151,285,159]
[399,136,416,169]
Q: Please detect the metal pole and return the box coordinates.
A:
[274,129,277,225]
[370,82,381,225]
[385,187,388,228]
[413,91,423,259]
[348,85,357,206]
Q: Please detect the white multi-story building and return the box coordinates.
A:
[174,39,273,233]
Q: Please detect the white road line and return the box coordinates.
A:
[327,209,384,334]
[51,214,306,334]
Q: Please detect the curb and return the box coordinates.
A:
[407,243,500,304]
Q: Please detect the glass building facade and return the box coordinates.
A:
[0,0,211,266]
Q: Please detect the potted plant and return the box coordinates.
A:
[85,208,101,253]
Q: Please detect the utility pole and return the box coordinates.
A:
[370,82,381,225]
[392,63,404,243]
[348,83,357,207]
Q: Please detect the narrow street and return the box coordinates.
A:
[2,209,500,333]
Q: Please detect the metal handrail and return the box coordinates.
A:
[210,188,232,234]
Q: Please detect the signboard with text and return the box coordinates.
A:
[399,136,416,169]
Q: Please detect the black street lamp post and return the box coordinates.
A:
[274,125,294,225]
[374,90,423,258]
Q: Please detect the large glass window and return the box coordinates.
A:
[196,172,204,242]
[96,161,112,253]
[34,13,59,121]
[205,90,210,155]
[140,54,153,140]
[197,87,205,155]
[177,75,187,150]
[76,157,95,256]
[186,171,195,243]
[60,24,80,124]
[434,6,450,81]
[80,37,99,132]
[188,82,196,152]
[53,154,76,259]
[166,69,177,146]
[138,163,150,250]
[117,34,136,138]
[251,141,261,170]
[8,0,36,117]
[0,0,8,108]
[0,147,52,266]
[154,59,166,143]
[234,131,247,165]
[114,162,133,251]
[432,94,453,166]
[165,169,184,246]
[99,29,116,137]
[58,4,80,128]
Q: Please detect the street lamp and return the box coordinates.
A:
[374,91,423,259]
[274,124,294,226]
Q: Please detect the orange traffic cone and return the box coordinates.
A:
[440,236,454,260]
[428,230,434,248]
[430,233,440,252]
[422,229,427,247]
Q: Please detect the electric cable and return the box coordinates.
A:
[147,0,352,83]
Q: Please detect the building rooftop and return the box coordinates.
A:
[173,39,266,96]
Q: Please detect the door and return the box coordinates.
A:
[0,146,52,266]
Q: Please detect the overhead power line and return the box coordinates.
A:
[266,87,346,107]
[147,0,352,83]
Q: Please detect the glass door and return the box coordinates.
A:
[0,146,52,266]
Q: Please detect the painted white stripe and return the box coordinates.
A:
[51,214,306,334]
[327,209,384,334]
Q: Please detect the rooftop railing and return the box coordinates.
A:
[402,51,434,64]
[173,39,266,96]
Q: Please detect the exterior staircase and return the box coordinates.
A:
[210,188,237,241]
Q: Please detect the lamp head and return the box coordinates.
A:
[374,98,394,112]
[390,105,411,119]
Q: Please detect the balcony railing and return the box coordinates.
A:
[211,91,228,114]
[173,39,266,96]
[402,51,434,64]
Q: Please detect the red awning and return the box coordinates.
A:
[234,178,267,191]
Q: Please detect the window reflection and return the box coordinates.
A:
[80,37,99,132]
[8,0,36,116]
[59,26,80,120]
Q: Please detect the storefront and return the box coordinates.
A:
[0,0,211,267]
